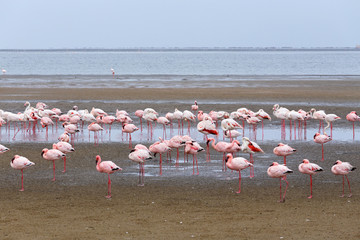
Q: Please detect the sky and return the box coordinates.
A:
[0,0,359,49]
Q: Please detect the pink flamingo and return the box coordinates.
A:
[191,100,198,113]
[207,138,231,171]
[157,116,170,138]
[149,140,171,175]
[221,118,243,141]
[99,115,116,132]
[273,143,296,165]
[135,110,144,132]
[0,144,10,154]
[267,162,293,203]
[122,123,139,148]
[41,148,66,181]
[325,114,341,138]
[10,155,35,191]
[90,107,107,117]
[331,160,356,197]
[96,155,122,198]
[197,119,218,162]
[184,140,204,175]
[58,131,70,142]
[111,68,115,78]
[346,111,359,140]
[167,135,185,167]
[240,137,264,178]
[310,108,326,133]
[286,110,304,140]
[313,132,332,161]
[40,116,54,138]
[53,141,75,173]
[254,109,271,140]
[273,104,289,140]
[225,153,252,193]
[88,122,103,145]
[129,148,152,186]
[298,159,323,199]
[183,110,196,135]
[224,130,241,140]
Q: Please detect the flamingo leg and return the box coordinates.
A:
[321,144,324,161]
[236,170,242,194]
[283,156,286,166]
[308,175,313,199]
[282,177,289,203]
[249,154,254,178]
[279,178,282,202]
[62,156,66,173]
[341,175,345,197]
[176,148,179,167]
[353,122,355,140]
[159,154,162,176]
[195,155,199,175]
[52,160,56,181]
[20,169,24,191]
[346,175,352,197]
[192,155,195,175]
[106,173,112,199]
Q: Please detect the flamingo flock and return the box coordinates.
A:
[0,101,358,201]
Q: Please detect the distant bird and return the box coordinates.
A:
[346,111,360,140]
[1,68,6,75]
[191,100,198,113]
[96,155,122,198]
[225,154,252,193]
[273,143,296,165]
[298,159,323,199]
[10,155,35,191]
[111,68,115,78]
[41,148,66,181]
[267,162,293,203]
[331,160,356,197]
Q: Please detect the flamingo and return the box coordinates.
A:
[58,131,70,142]
[207,138,231,171]
[273,104,289,140]
[52,141,75,173]
[331,160,356,197]
[88,122,103,145]
[173,108,184,134]
[0,144,10,154]
[273,143,296,165]
[149,139,171,175]
[135,110,144,132]
[246,115,261,140]
[254,109,271,139]
[122,123,139,148]
[157,116,170,138]
[310,108,326,133]
[1,68,6,74]
[183,110,196,135]
[96,155,122,199]
[90,107,107,117]
[313,129,332,162]
[225,153,252,194]
[221,118,242,141]
[346,111,359,140]
[184,140,204,175]
[41,148,66,181]
[99,115,116,132]
[111,68,115,78]
[240,137,264,178]
[325,114,341,138]
[224,129,241,140]
[191,100,198,113]
[267,162,293,203]
[40,116,54,137]
[286,110,304,140]
[298,159,323,199]
[167,135,185,167]
[129,148,152,186]
[197,119,218,162]
[10,155,35,191]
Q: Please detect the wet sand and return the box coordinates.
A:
[1,78,360,239]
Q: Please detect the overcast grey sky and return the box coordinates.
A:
[1,0,359,49]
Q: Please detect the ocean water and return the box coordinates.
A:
[0,50,359,76]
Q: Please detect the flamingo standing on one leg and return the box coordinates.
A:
[129,148,152,186]
[313,132,332,162]
[135,110,144,132]
[324,114,341,138]
[254,109,271,140]
[240,137,264,178]
[346,111,359,140]
[52,141,75,173]
[273,143,296,165]
[88,122,103,145]
[122,123,139,148]
[298,159,323,199]
[41,148,66,181]
[225,153,252,193]
[331,160,356,197]
[157,116,170,139]
[267,162,293,203]
[96,155,122,199]
[310,108,326,133]
[10,155,35,191]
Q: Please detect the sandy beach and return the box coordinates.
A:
[0,77,360,239]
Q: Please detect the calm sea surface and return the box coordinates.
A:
[0,50,359,75]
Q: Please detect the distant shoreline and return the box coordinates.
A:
[0,47,359,52]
